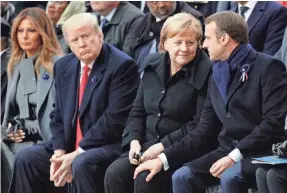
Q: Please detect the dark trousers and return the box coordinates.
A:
[256,166,287,193]
[172,149,259,193]
[104,156,173,193]
[9,144,121,193]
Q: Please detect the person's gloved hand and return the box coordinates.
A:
[6,118,41,143]
[272,140,287,158]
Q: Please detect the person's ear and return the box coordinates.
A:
[221,33,229,45]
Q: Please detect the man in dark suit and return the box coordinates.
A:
[89,1,143,52]
[133,11,287,193]
[1,18,10,123]
[231,1,287,56]
[9,13,139,193]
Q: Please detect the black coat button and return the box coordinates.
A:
[157,113,161,117]
[161,90,165,95]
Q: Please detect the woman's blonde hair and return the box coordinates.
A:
[158,12,203,53]
[7,7,63,78]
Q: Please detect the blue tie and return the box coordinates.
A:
[100,18,109,29]
[240,6,249,19]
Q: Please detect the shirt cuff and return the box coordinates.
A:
[158,153,170,171]
[77,147,85,153]
[228,148,243,162]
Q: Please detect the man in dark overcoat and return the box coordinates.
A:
[133,11,287,193]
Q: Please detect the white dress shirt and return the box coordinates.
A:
[100,7,117,24]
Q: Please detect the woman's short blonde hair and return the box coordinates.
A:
[7,7,63,78]
[158,12,203,53]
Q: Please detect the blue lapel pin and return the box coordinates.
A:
[92,76,97,83]
[42,73,49,80]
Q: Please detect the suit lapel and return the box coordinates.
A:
[109,3,123,25]
[79,45,108,117]
[247,2,265,35]
[36,67,53,116]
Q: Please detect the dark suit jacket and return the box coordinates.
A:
[1,50,9,123]
[231,2,287,55]
[102,2,143,52]
[163,48,287,169]
[46,44,140,153]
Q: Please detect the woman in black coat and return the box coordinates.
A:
[104,13,212,193]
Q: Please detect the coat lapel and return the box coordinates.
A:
[226,49,257,103]
[226,68,243,103]
[247,2,265,35]
[61,56,80,123]
[186,49,212,90]
[4,65,20,119]
[79,45,108,117]
[36,67,53,116]
[109,3,124,25]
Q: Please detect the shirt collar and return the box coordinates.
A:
[100,7,117,22]
[238,1,257,10]
[0,49,8,56]
[80,60,95,71]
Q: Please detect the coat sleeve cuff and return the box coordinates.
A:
[161,136,172,149]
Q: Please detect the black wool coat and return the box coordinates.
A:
[121,49,212,152]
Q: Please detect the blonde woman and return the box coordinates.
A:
[104,13,212,193]
[1,7,63,193]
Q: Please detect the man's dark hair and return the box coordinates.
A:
[206,11,249,43]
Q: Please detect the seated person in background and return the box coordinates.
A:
[256,139,287,193]
[231,1,287,56]
[46,1,86,53]
[9,12,139,193]
[89,1,143,52]
[124,1,204,72]
[104,13,213,193]
[1,7,63,193]
[133,11,287,193]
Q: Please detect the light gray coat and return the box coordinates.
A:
[1,56,57,192]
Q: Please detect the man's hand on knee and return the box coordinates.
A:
[50,149,66,182]
[50,150,81,187]
[210,156,235,178]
